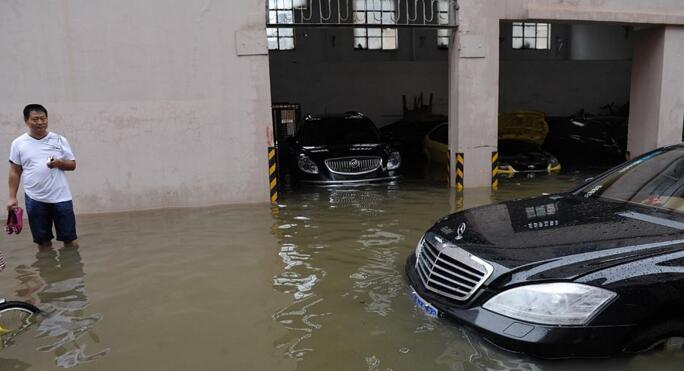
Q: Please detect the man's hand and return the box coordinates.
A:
[47,158,76,171]
[7,197,17,211]
[47,157,59,169]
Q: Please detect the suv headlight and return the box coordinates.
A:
[482,283,616,325]
[297,154,319,174]
[387,151,401,170]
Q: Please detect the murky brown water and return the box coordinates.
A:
[1,172,683,370]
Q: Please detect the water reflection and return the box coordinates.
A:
[271,176,684,370]
[16,247,109,368]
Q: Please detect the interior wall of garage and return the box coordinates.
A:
[269,23,633,127]
[0,0,273,214]
[499,22,633,116]
[268,28,450,127]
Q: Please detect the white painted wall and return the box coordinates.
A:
[0,0,273,213]
[628,26,684,157]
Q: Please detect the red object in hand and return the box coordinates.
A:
[5,207,23,235]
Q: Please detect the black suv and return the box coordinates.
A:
[406,144,684,357]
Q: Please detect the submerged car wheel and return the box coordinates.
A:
[624,319,684,353]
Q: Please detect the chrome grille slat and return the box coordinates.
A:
[433,258,482,284]
[427,278,469,294]
[415,233,494,301]
[428,267,479,289]
[325,156,382,175]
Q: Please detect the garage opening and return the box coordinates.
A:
[267,0,458,188]
[498,21,634,177]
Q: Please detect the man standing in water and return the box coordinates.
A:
[7,104,78,248]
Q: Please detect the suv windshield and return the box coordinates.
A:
[300,117,381,145]
[575,147,684,213]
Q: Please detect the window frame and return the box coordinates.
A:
[353,0,398,50]
[267,0,297,51]
[511,22,551,50]
[437,0,450,49]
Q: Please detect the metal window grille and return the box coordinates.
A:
[265,0,458,29]
[512,22,550,50]
[436,0,450,48]
[353,0,397,50]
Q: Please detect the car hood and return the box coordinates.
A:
[428,194,684,288]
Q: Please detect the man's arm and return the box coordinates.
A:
[47,159,76,171]
[8,161,22,210]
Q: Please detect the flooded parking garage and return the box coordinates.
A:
[1,173,684,370]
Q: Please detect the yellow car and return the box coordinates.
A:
[423,123,561,176]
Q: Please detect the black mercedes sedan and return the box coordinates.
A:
[406,144,684,358]
[285,112,401,184]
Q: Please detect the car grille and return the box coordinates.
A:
[415,234,493,301]
[325,156,382,175]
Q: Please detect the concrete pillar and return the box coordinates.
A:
[447,0,499,189]
[627,26,684,157]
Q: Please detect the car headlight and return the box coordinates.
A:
[387,151,401,170]
[297,154,319,174]
[415,235,425,261]
[482,283,616,325]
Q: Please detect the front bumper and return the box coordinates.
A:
[300,175,400,185]
[405,253,635,358]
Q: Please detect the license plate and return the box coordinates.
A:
[409,286,439,318]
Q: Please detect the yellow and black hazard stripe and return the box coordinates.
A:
[455,152,464,192]
[446,149,451,184]
[491,151,499,190]
[268,147,278,203]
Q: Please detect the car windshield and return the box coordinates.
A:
[499,140,541,155]
[429,123,448,145]
[300,117,381,145]
[575,147,684,213]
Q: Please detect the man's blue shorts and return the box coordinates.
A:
[24,195,77,244]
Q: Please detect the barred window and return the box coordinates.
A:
[512,22,551,50]
[437,0,450,48]
[353,0,397,50]
[267,0,300,50]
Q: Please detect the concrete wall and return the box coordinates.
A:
[627,26,684,157]
[0,0,273,213]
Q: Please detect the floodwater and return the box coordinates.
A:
[1,171,683,370]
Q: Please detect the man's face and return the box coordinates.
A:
[25,111,48,137]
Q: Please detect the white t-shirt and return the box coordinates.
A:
[9,132,76,203]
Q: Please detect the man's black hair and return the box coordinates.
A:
[23,104,48,120]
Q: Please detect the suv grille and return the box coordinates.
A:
[325,157,382,175]
[415,234,493,301]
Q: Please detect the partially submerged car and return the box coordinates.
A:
[406,144,684,357]
[497,139,561,176]
[285,112,401,184]
[423,123,560,176]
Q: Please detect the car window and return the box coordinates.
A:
[576,147,684,213]
[429,124,448,145]
[300,117,381,145]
